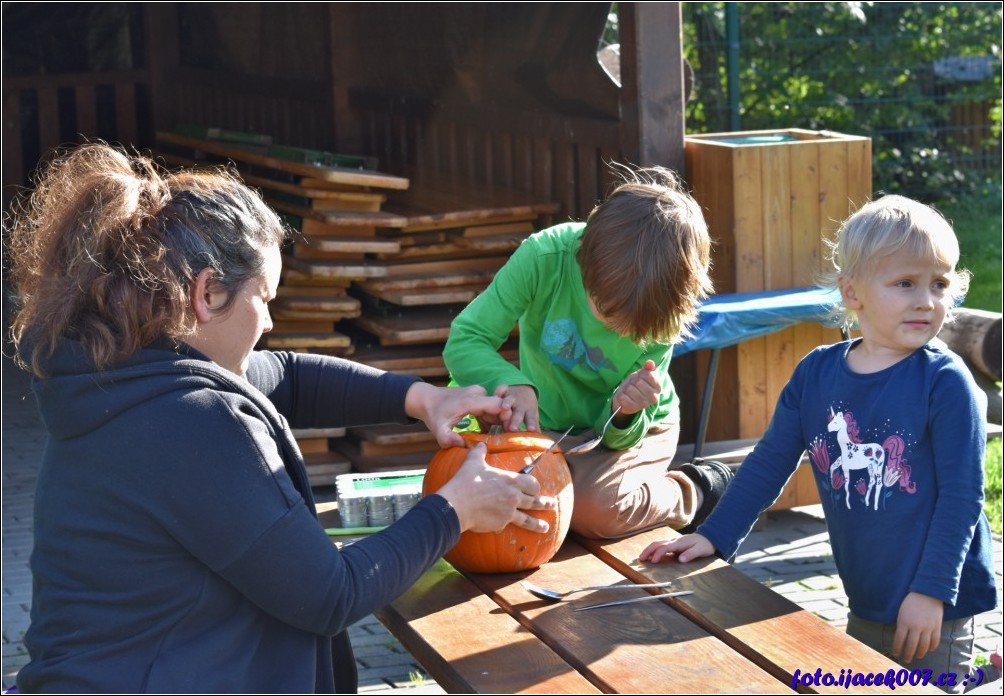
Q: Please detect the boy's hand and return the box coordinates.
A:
[893,592,943,663]
[614,359,662,416]
[492,384,539,432]
[639,533,715,564]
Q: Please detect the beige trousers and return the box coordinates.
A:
[544,419,700,540]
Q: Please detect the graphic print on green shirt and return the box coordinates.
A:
[542,318,617,372]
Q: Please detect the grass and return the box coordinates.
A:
[939,185,1003,314]
[941,183,1003,535]
[985,439,1002,536]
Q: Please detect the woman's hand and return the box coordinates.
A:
[404,382,513,448]
[436,443,557,533]
[639,533,716,564]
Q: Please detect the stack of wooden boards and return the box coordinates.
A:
[154,127,558,481]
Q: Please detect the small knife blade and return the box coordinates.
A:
[573,589,694,611]
[520,425,574,474]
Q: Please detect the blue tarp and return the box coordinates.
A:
[676,286,844,356]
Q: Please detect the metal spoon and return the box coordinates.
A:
[564,406,622,456]
[520,578,673,602]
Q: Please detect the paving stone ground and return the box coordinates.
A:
[3,352,1001,693]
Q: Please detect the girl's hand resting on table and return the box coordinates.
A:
[436,443,557,533]
[639,533,717,564]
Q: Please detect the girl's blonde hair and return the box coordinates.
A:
[822,194,971,328]
[578,165,713,344]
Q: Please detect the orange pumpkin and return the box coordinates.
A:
[422,431,574,573]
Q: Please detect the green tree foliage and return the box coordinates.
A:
[682,2,1002,203]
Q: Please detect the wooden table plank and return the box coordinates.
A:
[282,255,389,281]
[151,152,389,206]
[155,131,410,189]
[258,332,352,350]
[469,541,782,694]
[349,312,452,346]
[453,232,529,253]
[374,559,602,694]
[271,287,360,322]
[355,282,489,307]
[382,178,558,233]
[240,171,388,203]
[330,443,432,473]
[379,256,510,276]
[347,423,438,446]
[356,268,497,292]
[348,343,449,374]
[273,290,360,312]
[298,234,401,254]
[269,196,409,228]
[577,528,941,694]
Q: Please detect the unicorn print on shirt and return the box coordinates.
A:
[807,407,917,511]
[827,408,886,510]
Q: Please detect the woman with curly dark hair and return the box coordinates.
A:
[6,143,554,693]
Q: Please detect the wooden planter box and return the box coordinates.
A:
[683,129,872,510]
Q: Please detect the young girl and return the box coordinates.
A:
[640,195,997,693]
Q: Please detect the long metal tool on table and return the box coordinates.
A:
[521,579,674,602]
[573,590,695,611]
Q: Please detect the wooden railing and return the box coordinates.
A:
[2,69,150,200]
[166,67,334,154]
[351,91,628,221]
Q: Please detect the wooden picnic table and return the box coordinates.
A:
[372,526,942,694]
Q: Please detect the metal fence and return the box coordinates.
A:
[603,2,1003,202]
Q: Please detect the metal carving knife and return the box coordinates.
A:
[573,590,695,611]
[519,425,574,474]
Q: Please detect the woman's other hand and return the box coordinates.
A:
[436,443,557,533]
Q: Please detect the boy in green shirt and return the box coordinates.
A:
[444,166,733,538]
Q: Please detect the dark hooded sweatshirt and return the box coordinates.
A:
[17,341,461,693]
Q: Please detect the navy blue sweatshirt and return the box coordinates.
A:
[18,342,461,693]
[699,341,997,624]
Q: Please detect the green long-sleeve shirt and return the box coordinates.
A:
[444,222,679,450]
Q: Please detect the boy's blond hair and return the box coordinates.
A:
[577,165,713,345]
[823,194,971,328]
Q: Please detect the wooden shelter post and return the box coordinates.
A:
[144,4,180,140]
[618,2,687,175]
